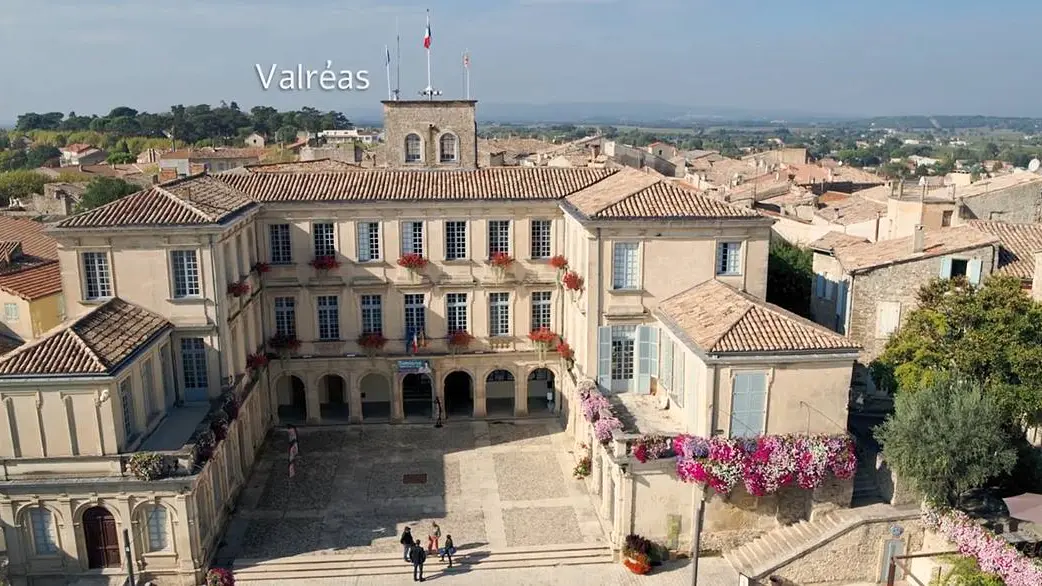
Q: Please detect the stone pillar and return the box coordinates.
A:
[473,375,487,418]
[600,458,613,519]
[172,494,196,572]
[392,374,405,422]
[305,373,321,425]
[349,373,363,424]
[433,371,445,420]
[515,379,528,417]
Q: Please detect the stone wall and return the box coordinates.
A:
[763,516,925,585]
[381,100,477,169]
[961,180,1042,223]
[848,244,996,361]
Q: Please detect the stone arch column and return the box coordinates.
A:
[304,371,321,424]
[474,372,487,418]
[392,373,405,422]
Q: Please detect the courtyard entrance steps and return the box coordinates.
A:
[232,542,614,581]
[724,503,920,581]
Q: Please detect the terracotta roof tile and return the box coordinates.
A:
[814,194,886,226]
[966,220,1042,280]
[655,280,859,355]
[0,241,21,265]
[162,148,267,161]
[824,225,999,273]
[565,169,760,220]
[217,167,616,202]
[0,298,171,377]
[808,232,870,252]
[235,158,362,174]
[55,174,255,229]
[0,262,62,300]
[0,217,58,259]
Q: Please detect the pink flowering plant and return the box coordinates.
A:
[673,433,856,496]
[581,391,611,422]
[633,435,674,463]
[923,507,1042,586]
[594,416,624,443]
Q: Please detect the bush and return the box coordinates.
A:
[766,239,813,318]
[127,452,168,481]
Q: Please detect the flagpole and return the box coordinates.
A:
[385,46,392,101]
[395,17,401,100]
[425,9,432,99]
[465,50,470,100]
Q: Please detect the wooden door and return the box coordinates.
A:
[83,507,121,569]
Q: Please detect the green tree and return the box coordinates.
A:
[275,125,298,144]
[25,145,60,168]
[766,239,813,318]
[0,170,51,206]
[875,376,1017,507]
[0,150,28,171]
[106,152,136,164]
[871,276,1042,424]
[933,556,1004,586]
[75,177,139,212]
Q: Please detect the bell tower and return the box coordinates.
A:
[381,100,478,169]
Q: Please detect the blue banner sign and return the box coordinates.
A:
[396,360,430,373]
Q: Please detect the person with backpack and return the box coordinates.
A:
[400,527,415,562]
[408,541,428,581]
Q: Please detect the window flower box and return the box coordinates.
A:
[633,435,675,463]
[251,262,271,274]
[447,330,473,353]
[397,253,429,272]
[556,341,575,364]
[489,252,514,280]
[528,327,558,359]
[357,332,387,356]
[268,333,301,355]
[246,353,269,371]
[227,280,250,298]
[309,255,340,272]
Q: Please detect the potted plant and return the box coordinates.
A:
[211,411,230,441]
[528,327,558,359]
[357,332,388,356]
[397,253,429,275]
[447,330,473,354]
[309,255,340,272]
[246,353,269,372]
[573,455,591,479]
[633,435,674,463]
[227,280,250,297]
[622,534,652,575]
[251,262,271,274]
[127,452,168,481]
[222,395,240,421]
[556,340,575,369]
[562,271,584,301]
[206,567,235,586]
[268,333,300,356]
[550,254,568,282]
[489,252,514,280]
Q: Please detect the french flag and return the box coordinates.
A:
[423,12,431,49]
[408,328,419,354]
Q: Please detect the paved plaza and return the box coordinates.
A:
[218,418,607,562]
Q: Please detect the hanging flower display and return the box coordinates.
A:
[528,327,558,349]
[580,390,611,423]
[550,255,569,270]
[251,262,271,274]
[672,433,856,496]
[633,435,674,463]
[562,271,584,292]
[268,333,300,352]
[309,256,340,271]
[206,567,236,586]
[922,507,1042,586]
[594,416,624,444]
[490,252,515,268]
[556,340,575,363]
[227,280,251,297]
[448,330,473,351]
[397,253,429,271]
[246,353,269,371]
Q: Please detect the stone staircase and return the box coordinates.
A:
[724,504,920,581]
[233,543,614,581]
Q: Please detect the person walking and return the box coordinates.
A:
[400,527,415,562]
[427,521,441,554]
[409,541,427,582]
[439,534,456,569]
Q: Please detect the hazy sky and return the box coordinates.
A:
[1,0,1040,121]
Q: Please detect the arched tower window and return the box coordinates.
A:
[439,133,458,163]
[405,133,422,163]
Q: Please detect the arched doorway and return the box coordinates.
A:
[402,373,433,419]
[486,369,515,417]
[319,374,349,420]
[276,375,306,422]
[83,507,120,569]
[444,371,473,417]
[527,368,555,414]
[360,373,391,420]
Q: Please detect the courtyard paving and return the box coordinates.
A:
[217,418,607,562]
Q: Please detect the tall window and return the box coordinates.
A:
[439,133,457,163]
[120,378,135,440]
[530,220,552,259]
[357,221,380,262]
[317,295,340,340]
[489,292,510,337]
[404,293,426,336]
[180,337,208,399]
[446,293,468,333]
[312,222,335,258]
[488,220,510,257]
[612,242,639,290]
[3,303,17,323]
[274,297,296,337]
[401,221,424,255]
[716,242,742,275]
[82,251,112,300]
[531,291,552,330]
[144,506,170,552]
[729,372,768,437]
[141,358,155,418]
[269,224,292,264]
[405,133,422,162]
[361,294,383,335]
[445,221,467,260]
[29,508,58,555]
[171,250,201,298]
[610,325,636,382]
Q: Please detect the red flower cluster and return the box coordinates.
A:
[448,330,473,348]
[357,333,387,349]
[268,333,300,351]
[310,256,341,271]
[205,567,235,586]
[397,253,429,271]
[246,353,269,370]
[562,271,584,291]
[227,280,250,297]
[556,341,574,361]
[252,262,271,274]
[549,255,569,270]
[490,252,515,268]
[528,327,558,346]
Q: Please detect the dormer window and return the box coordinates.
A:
[439,133,458,163]
[405,133,422,163]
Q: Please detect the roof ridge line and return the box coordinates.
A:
[709,302,756,351]
[0,300,104,367]
[154,182,216,222]
[68,324,109,371]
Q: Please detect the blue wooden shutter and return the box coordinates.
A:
[356,223,368,261]
[649,327,659,378]
[814,275,824,298]
[939,257,952,279]
[636,326,652,395]
[834,281,848,333]
[730,372,768,438]
[968,259,983,285]
[661,338,674,390]
[597,326,612,392]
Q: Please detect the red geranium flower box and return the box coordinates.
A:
[252,262,271,274]
[448,330,473,349]
[490,252,515,268]
[562,271,584,291]
[397,253,429,271]
[550,255,568,270]
[528,327,558,347]
[357,333,388,349]
[310,256,340,271]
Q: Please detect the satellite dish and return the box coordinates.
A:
[1029,158,1041,173]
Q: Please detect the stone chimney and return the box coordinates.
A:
[1033,250,1042,302]
[912,224,926,254]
